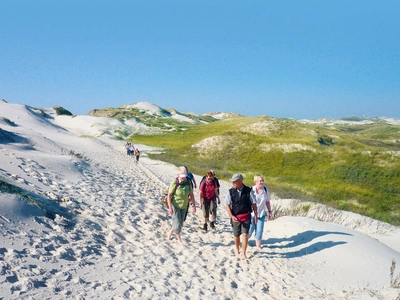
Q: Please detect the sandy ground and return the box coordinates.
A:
[1,101,400,299]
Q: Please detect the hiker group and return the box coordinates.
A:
[165,166,273,259]
[124,142,140,163]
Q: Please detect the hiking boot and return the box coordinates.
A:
[203,223,208,231]
[210,221,215,229]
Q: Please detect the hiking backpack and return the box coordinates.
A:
[200,176,220,189]
[162,178,192,209]
[200,178,217,201]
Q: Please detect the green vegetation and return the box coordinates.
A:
[1,117,16,126]
[68,149,92,163]
[390,259,400,288]
[0,177,47,213]
[89,106,218,132]
[0,176,70,220]
[138,115,193,132]
[114,129,130,140]
[53,106,73,116]
[130,116,400,225]
[0,177,25,194]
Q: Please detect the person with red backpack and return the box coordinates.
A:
[199,171,220,231]
[199,169,220,228]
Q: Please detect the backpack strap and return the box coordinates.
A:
[214,177,220,188]
[174,177,191,192]
[229,188,235,209]
[200,176,206,187]
[200,181,205,194]
[172,177,179,193]
[201,178,216,193]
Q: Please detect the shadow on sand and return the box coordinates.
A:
[256,230,352,258]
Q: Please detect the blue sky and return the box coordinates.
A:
[1,0,399,119]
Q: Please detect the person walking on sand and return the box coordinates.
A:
[199,170,220,226]
[199,171,220,231]
[134,148,140,163]
[128,144,135,156]
[185,167,197,189]
[166,166,196,244]
[125,142,131,155]
[224,173,257,259]
[182,166,196,223]
[208,170,220,225]
[249,174,273,250]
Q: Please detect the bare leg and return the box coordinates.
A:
[167,228,174,240]
[242,234,249,259]
[233,236,240,256]
[256,239,262,250]
[176,233,184,244]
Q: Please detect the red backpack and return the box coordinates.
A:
[201,179,216,201]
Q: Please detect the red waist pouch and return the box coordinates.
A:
[236,212,251,223]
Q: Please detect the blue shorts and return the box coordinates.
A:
[249,215,266,240]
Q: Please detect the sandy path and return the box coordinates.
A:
[1,134,400,299]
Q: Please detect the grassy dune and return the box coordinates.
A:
[130,116,400,225]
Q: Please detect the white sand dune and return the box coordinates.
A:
[1,101,400,299]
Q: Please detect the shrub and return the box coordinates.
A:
[53,106,73,116]
[129,116,400,225]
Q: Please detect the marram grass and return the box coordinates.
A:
[131,116,400,226]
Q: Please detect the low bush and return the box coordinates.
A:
[130,116,400,225]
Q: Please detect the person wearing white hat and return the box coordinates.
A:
[166,166,196,244]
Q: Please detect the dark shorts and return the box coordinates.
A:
[231,218,251,237]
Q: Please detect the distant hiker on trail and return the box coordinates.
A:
[249,174,273,250]
[166,166,196,244]
[134,148,140,163]
[224,173,257,259]
[183,166,196,222]
[199,169,220,227]
[199,171,220,231]
[125,142,131,155]
[128,144,135,156]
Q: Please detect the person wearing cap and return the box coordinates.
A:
[166,166,196,244]
[249,174,273,250]
[224,173,257,259]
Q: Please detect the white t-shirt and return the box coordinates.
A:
[250,186,271,217]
